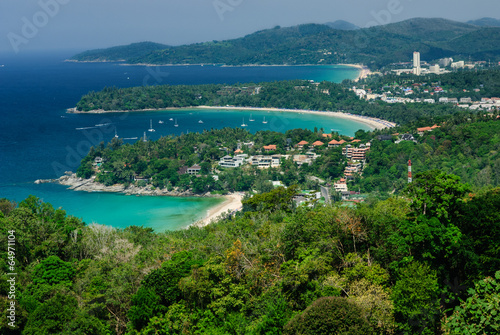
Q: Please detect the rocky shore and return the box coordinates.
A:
[35,173,211,197]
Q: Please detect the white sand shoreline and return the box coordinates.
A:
[192,193,243,227]
[68,105,395,130]
[197,106,396,130]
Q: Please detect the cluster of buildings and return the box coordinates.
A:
[390,51,486,76]
[218,151,323,169]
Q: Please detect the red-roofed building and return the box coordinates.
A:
[322,134,332,138]
[263,145,277,152]
[417,125,440,135]
[296,141,309,149]
[351,139,361,143]
[328,139,341,148]
[312,141,324,147]
[234,149,243,154]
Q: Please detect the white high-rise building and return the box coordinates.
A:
[413,52,421,75]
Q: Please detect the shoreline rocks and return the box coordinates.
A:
[36,173,218,198]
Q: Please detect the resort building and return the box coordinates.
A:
[342,144,370,162]
[219,155,247,168]
[312,141,324,147]
[296,141,309,149]
[249,155,281,168]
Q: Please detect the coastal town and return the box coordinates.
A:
[353,52,500,111]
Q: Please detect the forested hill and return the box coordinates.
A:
[69,18,500,67]
[74,80,462,125]
[2,174,500,333]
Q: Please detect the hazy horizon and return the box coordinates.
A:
[1,0,500,55]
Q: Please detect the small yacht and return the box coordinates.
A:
[241,118,247,127]
[174,119,179,127]
[249,114,255,122]
[169,117,174,121]
[262,116,268,124]
[159,120,164,124]
[198,120,204,124]
[148,119,155,132]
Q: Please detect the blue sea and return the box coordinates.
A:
[0,51,365,231]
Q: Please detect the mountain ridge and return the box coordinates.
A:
[70,18,500,68]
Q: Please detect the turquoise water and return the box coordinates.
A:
[0,52,362,231]
[18,184,223,232]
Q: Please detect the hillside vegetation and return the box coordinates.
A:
[1,172,499,334]
[70,18,500,67]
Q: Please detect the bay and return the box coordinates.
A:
[0,51,363,231]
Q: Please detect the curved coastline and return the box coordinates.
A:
[67,106,395,130]
[35,173,242,226]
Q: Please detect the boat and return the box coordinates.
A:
[249,114,255,121]
[148,119,155,132]
[114,129,119,138]
[198,120,204,124]
[241,118,247,127]
[159,120,164,124]
[169,118,174,121]
[262,116,268,124]
[174,119,179,127]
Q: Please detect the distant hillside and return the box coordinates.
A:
[467,17,500,27]
[324,20,359,30]
[69,18,500,68]
[70,41,169,62]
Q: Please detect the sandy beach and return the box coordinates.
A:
[340,64,372,82]
[197,106,396,130]
[193,193,243,227]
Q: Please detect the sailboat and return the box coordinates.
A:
[148,119,155,132]
[249,114,255,121]
[174,119,179,127]
[114,129,119,138]
[262,116,268,124]
[241,118,247,127]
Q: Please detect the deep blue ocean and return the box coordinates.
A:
[0,51,364,231]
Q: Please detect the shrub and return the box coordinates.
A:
[283,296,373,335]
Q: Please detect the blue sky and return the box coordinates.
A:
[1,0,499,54]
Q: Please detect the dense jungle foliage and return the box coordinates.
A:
[1,170,500,334]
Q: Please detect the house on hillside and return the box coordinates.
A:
[296,141,309,149]
[187,165,202,175]
[263,145,277,152]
